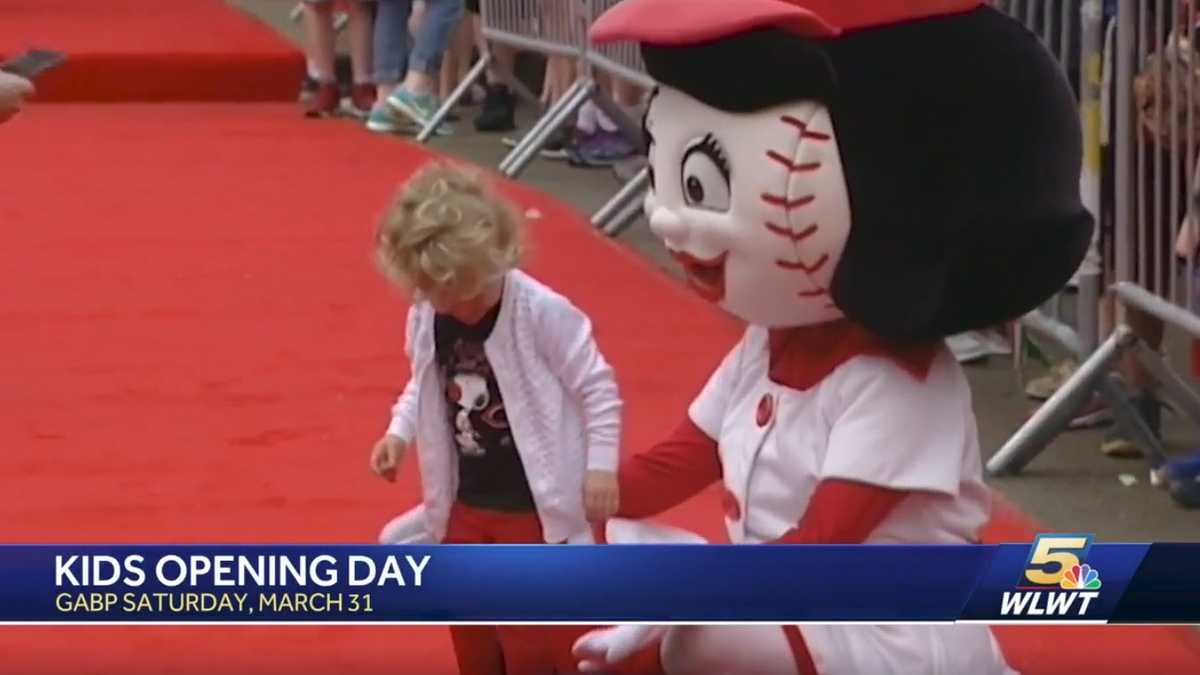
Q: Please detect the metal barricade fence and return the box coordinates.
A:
[419,0,591,143]
[487,0,598,172]
[483,0,588,58]
[996,0,1081,70]
[584,5,652,90]
[988,0,1200,489]
[583,0,655,235]
[365,0,650,235]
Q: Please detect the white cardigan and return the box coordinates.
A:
[386,269,622,544]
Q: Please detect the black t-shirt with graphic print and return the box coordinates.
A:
[434,301,536,512]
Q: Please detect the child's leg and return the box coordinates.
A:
[450,627,506,675]
[438,15,460,99]
[410,0,427,37]
[301,1,337,83]
[439,11,473,99]
[487,45,516,86]
[402,0,465,97]
[346,1,375,85]
[612,77,644,108]
[374,0,414,100]
[443,503,506,675]
[454,13,473,88]
[485,512,587,675]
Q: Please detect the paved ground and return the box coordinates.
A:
[230,0,1199,540]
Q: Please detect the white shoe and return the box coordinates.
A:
[977,329,1013,356]
[947,332,990,363]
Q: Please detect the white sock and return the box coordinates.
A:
[306,58,320,80]
[595,106,619,133]
[575,100,598,135]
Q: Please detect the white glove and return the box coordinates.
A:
[573,624,668,672]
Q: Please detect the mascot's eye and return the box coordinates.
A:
[680,134,731,212]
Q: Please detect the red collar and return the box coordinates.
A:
[767,320,939,390]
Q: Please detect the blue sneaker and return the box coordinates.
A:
[386,88,453,136]
[366,103,414,135]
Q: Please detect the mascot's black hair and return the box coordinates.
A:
[642,5,1093,344]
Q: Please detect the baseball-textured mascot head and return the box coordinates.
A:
[592,0,1093,343]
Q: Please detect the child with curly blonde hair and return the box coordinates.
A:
[370,161,621,675]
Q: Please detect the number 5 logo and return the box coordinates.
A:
[1022,533,1094,586]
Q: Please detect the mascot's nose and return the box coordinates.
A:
[648,205,687,245]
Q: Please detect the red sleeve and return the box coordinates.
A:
[770,479,909,545]
[616,417,722,519]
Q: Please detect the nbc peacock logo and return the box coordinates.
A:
[999,534,1103,618]
[1059,563,1102,591]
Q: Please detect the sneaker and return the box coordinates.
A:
[298,74,320,104]
[1025,359,1078,400]
[501,126,571,160]
[946,332,990,364]
[366,102,416,135]
[465,83,489,105]
[385,87,453,136]
[474,84,516,132]
[540,126,572,160]
[947,329,1011,364]
[977,328,1013,356]
[1163,450,1200,507]
[341,83,376,119]
[1100,393,1163,458]
[304,82,340,118]
[567,130,637,168]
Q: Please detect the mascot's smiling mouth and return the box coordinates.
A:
[671,249,727,303]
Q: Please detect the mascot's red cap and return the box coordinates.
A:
[590,0,984,44]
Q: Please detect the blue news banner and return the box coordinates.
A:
[0,536,1195,623]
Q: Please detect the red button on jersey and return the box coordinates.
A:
[756,393,774,427]
[721,487,742,521]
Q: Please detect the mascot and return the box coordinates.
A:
[572,1,1093,673]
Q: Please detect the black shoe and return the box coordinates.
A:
[298,74,320,104]
[474,84,516,132]
[539,125,572,160]
[1101,392,1163,459]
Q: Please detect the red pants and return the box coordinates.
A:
[443,502,594,675]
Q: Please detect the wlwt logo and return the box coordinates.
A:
[1001,534,1102,618]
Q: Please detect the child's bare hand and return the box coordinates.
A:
[583,470,619,522]
[370,435,407,482]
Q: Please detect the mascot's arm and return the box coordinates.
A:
[770,350,965,545]
[771,479,909,544]
[616,417,722,518]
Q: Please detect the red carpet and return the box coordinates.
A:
[0,103,1196,674]
[0,0,301,101]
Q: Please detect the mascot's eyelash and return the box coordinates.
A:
[695,134,730,179]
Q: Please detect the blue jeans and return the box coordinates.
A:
[374,0,465,85]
